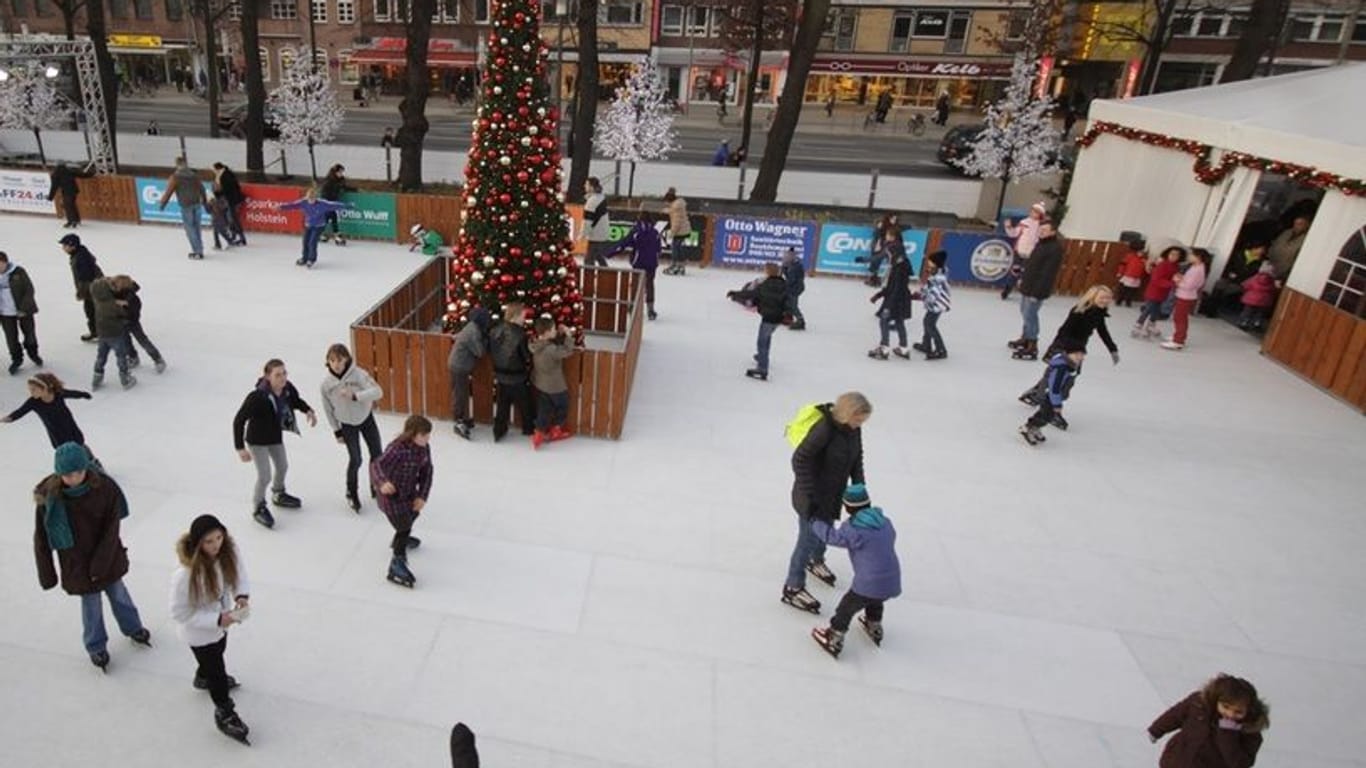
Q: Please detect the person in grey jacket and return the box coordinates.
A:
[157,156,207,260]
[320,343,384,511]
[582,177,611,267]
[0,252,42,374]
[448,307,491,439]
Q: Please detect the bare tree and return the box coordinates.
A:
[84,0,121,163]
[240,0,267,172]
[49,0,88,39]
[1220,0,1290,82]
[192,0,238,138]
[1088,0,1207,95]
[395,0,435,190]
[749,0,829,202]
[716,0,796,160]
[566,0,599,204]
[978,0,1067,58]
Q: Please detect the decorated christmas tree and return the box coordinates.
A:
[267,47,346,179]
[594,55,679,198]
[446,0,583,337]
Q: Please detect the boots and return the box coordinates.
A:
[867,346,889,360]
[1011,339,1038,360]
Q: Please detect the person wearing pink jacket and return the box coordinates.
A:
[1163,248,1210,351]
[1000,201,1046,300]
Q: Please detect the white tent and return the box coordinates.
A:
[1064,64,1366,297]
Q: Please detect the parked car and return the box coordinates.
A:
[938,123,986,173]
[218,104,281,139]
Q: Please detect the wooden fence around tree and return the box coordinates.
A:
[74,175,139,223]
[350,257,645,439]
[1261,289,1366,412]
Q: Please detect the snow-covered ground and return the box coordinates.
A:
[0,216,1361,768]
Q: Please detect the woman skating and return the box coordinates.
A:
[1018,284,1119,429]
[169,514,252,744]
[371,415,434,588]
[232,359,317,529]
[320,343,384,512]
[868,228,912,360]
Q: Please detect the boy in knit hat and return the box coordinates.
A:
[809,483,901,658]
[409,224,445,256]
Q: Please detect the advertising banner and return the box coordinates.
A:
[0,170,56,215]
[135,177,212,225]
[239,184,305,233]
[938,231,1016,287]
[337,191,397,240]
[815,223,929,277]
[711,216,817,269]
[604,210,706,262]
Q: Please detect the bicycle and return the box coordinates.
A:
[907,112,927,136]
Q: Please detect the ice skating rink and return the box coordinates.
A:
[0,218,1361,768]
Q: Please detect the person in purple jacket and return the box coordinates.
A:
[372,414,434,588]
[279,187,354,268]
[809,483,901,659]
[605,211,661,321]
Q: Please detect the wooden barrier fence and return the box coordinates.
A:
[1057,238,1127,296]
[396,194,463,246]
[351,259,644,438]
[74,175,140,223]
[1261,289,1366,412]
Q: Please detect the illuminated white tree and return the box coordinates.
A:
[0,75,74,166]
[267,47,345,179]
[594,56,678,197]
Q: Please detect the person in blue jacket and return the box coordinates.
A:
[279,187,354,268]
[711,140,730,167]
[1019,339,1085,446]
[809,483,900,658]
[606,211,661,321]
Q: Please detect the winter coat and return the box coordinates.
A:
[921,271,951,314]
[160,165,205,208]
[6,390,92,448]
[232,381,313,449]
[488,322,532,386]
[1267,228,1306,279]
[530,333,573,394]
[873,250,913,321]
[168,547,251,648]
[319,172,355,202]
[448,323,487,373]
[1117,251,1148,283]
[1043,353,1079,407]
[1221,250,1264,284]
[319,362,383,434]
[48,165,81,200]
[1240,272,1278,309]
[68,245,102,298]
[810,509,901,600]
[214,166,245,207]
[606,221,661,272]
[89,279,127,339]
[1145,260,1180,302]
[790,404,865,523]
[1148,692,1265,768]
[1018,235,1065,299]
[665,198,691,237]
[371,439,433,516]
[1175,262,1207,301]
[33,470,130,596]
[782,258,805,298]
[1049,305,1117,354]
[736,275,788,324]
[1004,217,1042,257]
[0,263,38,316]
[583,192,611,242]
[113,279,143,323]
[279,198,351,228]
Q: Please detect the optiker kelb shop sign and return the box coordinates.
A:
[712,216,817,269]
[815,223,929,277]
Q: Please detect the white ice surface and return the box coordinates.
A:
[0,217,1362,768]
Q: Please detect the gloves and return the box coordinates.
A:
[1111,351,1120,365]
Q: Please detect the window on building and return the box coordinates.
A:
[695,6,716,36]
[824,8,857,51]
[313,48,329,79]
[890,11,913,52]
[270,0,296,20]
[599,0,641,26]
[374,0,390,19]
[1195,13,1223,36]
[1292,14,1346,42]
[10,0,27,16]
[133,0,152,18]
[1226,13,1246,38]
[339,50,359,83]
[165,0,183,20]
[945,10,971,53]
[475,0,489,23]
[661,3,683,35]
[260,47,271,82]
[1356,16,1366,42]
[433,0,457,22]
[336,0,354,22]
[311,0,326,22]
[109,0,128,18]
[1320,226,1366,317]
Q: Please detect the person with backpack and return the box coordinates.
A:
[782,392,871,614]
[157,156,207,260]
[487,302,535,442]
[739,263,787,382]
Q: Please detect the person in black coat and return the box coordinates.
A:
[780,247,806,331]
[319,165,357,245]
[1019,285,1119,426]
[781,392,871,613]
[59,234,103,342]
[868,229,912,360]
[741,263,787,381]
[1010,220,1065,360]
[212,163,247,246]
[232,359,317,529]
[48,162,88,228]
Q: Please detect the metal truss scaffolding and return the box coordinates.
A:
[0,36,116,174]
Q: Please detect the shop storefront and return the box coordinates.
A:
[350,38,478,97]
[107,34,194,89]
[654,49,787,106]
[552,53,656,102]
[804,56,1012,109]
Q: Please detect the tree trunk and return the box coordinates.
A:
[240,0,266,172]
[628,160,636,199]
[198,0,221,138]
[994,156,1012,222]
[1137,0,1179,95]
[1220,0,1287,83]
[566,0,600,204]
[397,0,435,191]
[737,0,764,157]
[34,128,48,167]
[85,0,120,164]
[750,0,829,202]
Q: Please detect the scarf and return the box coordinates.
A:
[257,378,298,434]
[851,506,887,530]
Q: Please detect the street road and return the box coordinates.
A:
[116,96,959,177]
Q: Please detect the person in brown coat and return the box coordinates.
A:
[1148,674,1269,768]
[33,441,151,671]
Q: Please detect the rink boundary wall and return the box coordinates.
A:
[1262,289,1366,413]
[350,258,644,439]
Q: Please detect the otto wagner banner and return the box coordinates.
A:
[0,170,55,215]
[815,223,929,277]
[135,177,212,225]
[712,216,817,269]
[937,231,1016,287]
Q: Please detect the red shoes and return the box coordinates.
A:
[533,426,573,450]
[549,425,573,442]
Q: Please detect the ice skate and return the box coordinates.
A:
[91,372,103,390]
[867,346,889,360]
[805,560,836,587]
[214,707,251,745]
[334,235,348,246]
[892,347,911,360]
[272,491,302,508]
[811,627,845,659]
[1018,391,1040,407]
[911,342,927,353]
[90,650,110,673]
[1130,324,1145,339]
[154,360,167,374]
[1011,341,1038,360]
[194,673,240,691]
[387,555,416,588]
[129,628,152,648]
[1007,337,1026,349]
[549,425,573,442]
[1050,413,1069,431]
[1020,425,1046,445]
[252,502,275,529]
[405,536,421,551]
[120,373,137,390]
[745,368,768,381]
[346,491,361,512]
[859,616,884,646]
[453,420,471,440]
[532,429,547,449]
[781,586,821,614]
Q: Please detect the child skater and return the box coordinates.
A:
[781,247,806,331]
[320,343,384,512]
[408,224,445,255]
[529,316,574,448]
[809,484,901,659]
[1134,246,1185,339]
[1115,238,1148,307]
[169,514,252,744]
[4,372,94,451]
[739,262,788,381]
[1019,340,1085,446]
[605,211,661,321]
[372,415,434,588]
[109,275,167,374]
[232,359,317,529]
[208,193,236,251]
[1238,262,1279,331]
[912,250,950,359]
[279,187,354,268]
[1148,674,1269,768]
[1162,248,1210,351]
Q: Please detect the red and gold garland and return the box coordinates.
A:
[1077,121,1366,197]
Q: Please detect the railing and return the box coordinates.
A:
[1261,288,1366,413]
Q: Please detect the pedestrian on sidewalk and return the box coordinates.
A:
[740,263,787,381]
[934,91,950,126]
[211,163,247,245]
[1008,220,1065,361]
[47,162,88,229]
[711,140,730,167]
[662,187,691,275]
[582,177,611,267]
[109,275,167,374]
[319,164,357,246]
[59,233,102,342]
[279,187,354,268]
[33,441,151,672]
[88,277,135,391]
[145,120,161,136]
[381,127,396,148]
[232,358,317,529]
[373,415,434,587]
[0,251,42,374]
[605,210,661,321]
[320,342,384,511]
[158,156,207,260]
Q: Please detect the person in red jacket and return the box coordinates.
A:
[1115,239,1148,307]
[1237,262,1279,331]
[1132,246,1185,339]
[1148,673,1268,768]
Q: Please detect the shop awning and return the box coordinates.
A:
[811,55,1013,80]
[351,38,477,66]
[654,48,787,68]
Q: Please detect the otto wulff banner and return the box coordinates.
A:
[337,191,397,240]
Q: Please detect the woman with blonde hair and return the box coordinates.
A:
[1018,284,1119,429]
[782,392,871,614]
[279,185,354,268]
[169,514,252,744]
